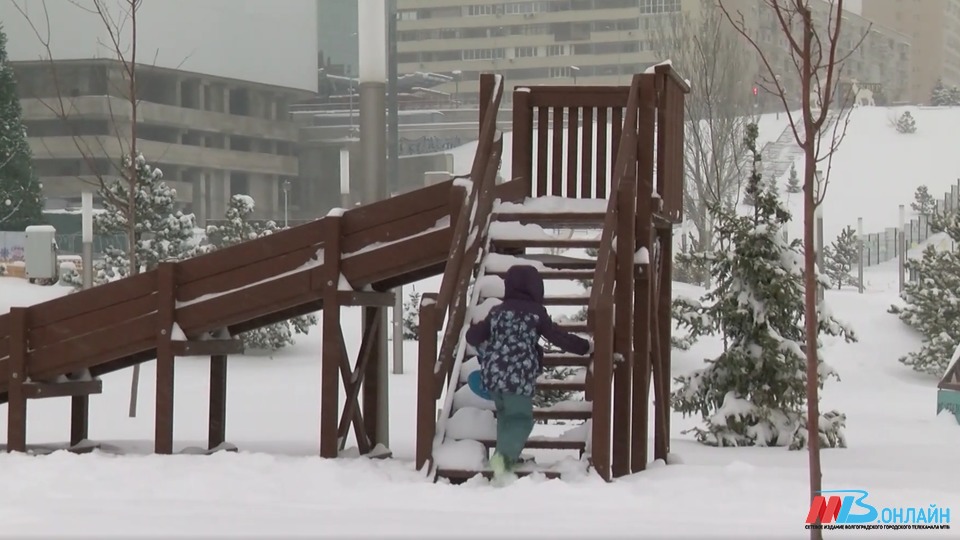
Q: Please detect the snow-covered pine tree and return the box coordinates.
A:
[202,194,317,352]
[911,185,936,217]
[895,111,917,134]
[786,162,801,194]
[889,212,960,375]
[672,122,856,450]
[402,290,421,340]
[823,225,860,289]
[931,79,951,106]
[0,25,43,231]
[61,153,195,288]
[949,86,960,106]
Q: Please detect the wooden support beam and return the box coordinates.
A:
[70,395,89,446]
[336,314,375,454]
[362,306,384,448]
[155,262,177,455]
[654,229,673,461]
[208,354,227,449]
[6,307,28,453]
[319,216,343,458]
[24,380,102,400]
[171,339,244,357]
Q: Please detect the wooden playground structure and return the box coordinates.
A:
[0,68,688,482]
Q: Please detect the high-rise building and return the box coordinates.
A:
[395,0,910,105]
[861,0,960,104]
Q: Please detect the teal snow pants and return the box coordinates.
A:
[491,391,534,467]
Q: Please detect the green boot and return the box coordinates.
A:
[489,452,516,486]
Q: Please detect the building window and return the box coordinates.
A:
[514,46,538,57]
[463,48,506,61]
[639,0,680,14]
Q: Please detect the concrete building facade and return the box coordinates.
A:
[861,0,960,104]
[2,0,322,224]
[394,0,910,105]
[14,59,314,224]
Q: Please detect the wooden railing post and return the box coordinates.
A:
[511,87,533,195]
[590,304,614,482]
[6,307,28,453]
[612,178,636,478]
[320,216,343,458]
[415,294,439,471]
[155,262,176,454]
[632,74,658,474]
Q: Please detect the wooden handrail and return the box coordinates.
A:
[428,73,504,382]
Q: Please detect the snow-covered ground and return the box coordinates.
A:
[1,252,958,536]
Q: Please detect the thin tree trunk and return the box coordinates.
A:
[127,1,139,276]
[799,9,823,540]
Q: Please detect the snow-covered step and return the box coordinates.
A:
[483,252,596,271]
[493,196,609,215]
[451,386,592,419]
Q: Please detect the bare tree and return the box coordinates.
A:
[717,1,865,537]
[13,0,142,276]
[653,0,758,254]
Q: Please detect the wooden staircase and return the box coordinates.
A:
[415,68,689,483]
[436,204,610,480]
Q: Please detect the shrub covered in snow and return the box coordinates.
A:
[61,153,196,289]
[785,163,801,195]
[890,212,960,376]
[911,185,936,217]
[823,225,860,290]
[895,111,917,134]
[402,290,421,340]
[671,122,856,450]
[199,194,317,352]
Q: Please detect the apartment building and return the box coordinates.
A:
[395,0,910,106]
[862,0,960,104]
[396,0,683,104]
[13,59,313,224]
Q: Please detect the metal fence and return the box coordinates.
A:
[860,180,960,268]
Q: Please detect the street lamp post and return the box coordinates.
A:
[282,179,291,228]
[452,69,462,107]
[570,65,580,85]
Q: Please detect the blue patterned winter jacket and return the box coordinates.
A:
[465,265,592,396]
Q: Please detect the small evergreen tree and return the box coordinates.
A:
[786,163,801,194]
[895,111,917,134]
[911,185,936,217]
[931,78,951,106]
[0,25,43,231]
[949,86,960,106]
[672,122,856,449]
[402,290,421,340]
[201,194,317,352]
[889,212,960,375]
[61,153,195,287]
[823,225,859,289]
